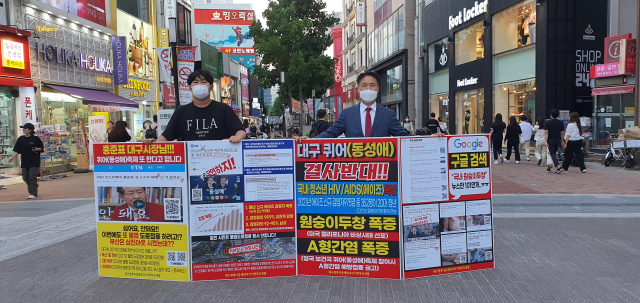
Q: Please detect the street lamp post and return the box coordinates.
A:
[280,71,287,137]
[168,17,180,107]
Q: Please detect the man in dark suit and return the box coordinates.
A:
[313,71,410,138]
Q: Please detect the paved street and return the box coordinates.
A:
[2,194,640,303]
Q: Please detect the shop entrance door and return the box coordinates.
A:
[455,89,485,134]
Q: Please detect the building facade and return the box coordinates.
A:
[421,0,637,139]
[340,0,366,110]
[367,0,416,121]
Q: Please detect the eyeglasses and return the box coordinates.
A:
[123,190,145,197]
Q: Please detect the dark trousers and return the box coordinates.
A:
[506,139,520,161]
[547,138,561,167]
[22,167,39,196]
[492,139,503,160]
[562,140,586,170]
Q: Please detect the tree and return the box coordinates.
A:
[268,96,284,117]
[250,0,338,133]
[262,104,270,117]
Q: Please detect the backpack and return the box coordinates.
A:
[145,125,158,139]
[308,121,327,138]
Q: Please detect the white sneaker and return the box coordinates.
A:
[527,157,530,161]
[504,159,510,163]
[27,195,36,199]
[500,155,504,163]
[516,161,520,164]
[494,160,499,164]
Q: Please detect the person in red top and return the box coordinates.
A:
[109,187,168,222]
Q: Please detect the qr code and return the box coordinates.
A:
[484,216,491,225]
[192,188,203,202]
[164,198,181,220]
[440,147,446,154]
[166,251,187,267]
[459,221,466,230]
[459,253,467,264]
[485,251,493,261]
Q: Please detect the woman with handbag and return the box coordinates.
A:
[532,117,547,166]
[504,116,522,163]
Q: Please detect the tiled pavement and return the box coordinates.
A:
[2,195,640,303]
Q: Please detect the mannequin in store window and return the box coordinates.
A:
[527,11,536,43]
[464,110,471,134]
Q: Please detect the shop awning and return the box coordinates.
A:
[86,105,137,112]
[592,85,635,96]
[0,76,33,87]
[45,84,139,109]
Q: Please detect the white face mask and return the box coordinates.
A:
[359,90,377,103]
[405,119,410,122]
[191,85,210,100]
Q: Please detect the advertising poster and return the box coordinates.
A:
[188,140,296,281]
[400,135,494,279]
[157,47,172,83]
[39,0,107,27]
[194,9,256,69]
[177,47,196,105]
[296,138,401,279]
[117,10,154,79]
[93,142,190,281]
[157,110,174,135]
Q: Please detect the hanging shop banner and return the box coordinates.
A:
[93,142,190,281]
[295,138,401,279]
[112,36,128,85]
[356,2,365,26]
[157,47,172,83]
[619,38,637,75]
[162,83,176,106]
[157,109,174,135]
[177,46,196,105]
[188,140,297,281]
[18,86,36,125]
[158,28,170,48]
[400,135,494,279]
[200,41,223,79]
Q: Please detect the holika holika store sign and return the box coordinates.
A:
[34,42,113,73]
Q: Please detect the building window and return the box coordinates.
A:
[455,21,484,66]
[177,4,192,45]
[369,6,404,66]
[118,0,149,23]
[428,37,450,73]
[493,0,536,54]
[493,79,536,124]
[382,65,402,104]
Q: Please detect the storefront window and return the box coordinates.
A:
[428,37,450,73]
[382,65,402,104]
[455,89,485,134]
[494,79,536,123]
[493,0,536,54]
[429,93,450,127]
[455,21,485,66]
[0,90,15,168]
[593,93,636,147]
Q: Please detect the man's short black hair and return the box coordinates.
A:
[117,187,145,195]
[317,109,327,119]
[550,109,560,118]
[187,69,214,86]
[292,128,300,135]
[153,115,157,122]
[357,70,380,86]
[430,112,436,118]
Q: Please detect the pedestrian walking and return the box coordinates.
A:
[532,117,547,166]
[489,113,506,164]
[519,115,534,161]
[7,123,44,199]
[438,117,449,135]
[402,116,415,135]
[425,113,441,135]
[561,112,587,173]
[144,69,245,144]
[308,109,331,138]
[545,109,566,174]
[504,116,522,163]
[108,121,132,142]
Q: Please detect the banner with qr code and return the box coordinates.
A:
[295,138,401,279]
[399,135,494,279]
[93,142,190,281]
[96,223,190,281]
[187,140,297,281]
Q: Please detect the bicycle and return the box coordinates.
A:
[604,132,636,168]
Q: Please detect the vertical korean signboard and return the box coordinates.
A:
[188,140,296,281]
[400,135,493,279]
[93,143,190,281]
[296,138,401,279]
[177,46,196,105]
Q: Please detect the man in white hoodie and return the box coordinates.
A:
[519,116,534,161]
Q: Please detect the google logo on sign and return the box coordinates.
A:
[453,138,483,150]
